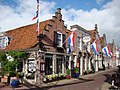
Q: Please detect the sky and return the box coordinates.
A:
[0,0,120,46]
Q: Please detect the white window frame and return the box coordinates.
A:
[57,32,63,47]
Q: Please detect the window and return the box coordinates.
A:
[66,56,69,69]
[45,57,52,75]
[57,32,62,47]
[78,37,80,49]
[56,58,63,74]
[0,36,9,48]
[54,31,66,48]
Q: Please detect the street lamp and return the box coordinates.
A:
[37,34,44,50]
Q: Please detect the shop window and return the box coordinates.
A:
[56,58,63,74]
[17,62,23,72]
[45,57,52,75]
[66,56,69,69]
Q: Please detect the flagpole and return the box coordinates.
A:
[62,35,69,46]
[37,0,40,36]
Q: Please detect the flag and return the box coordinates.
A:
[102,45,112,57]
[32,0,40,32]
[110,52,112,57]
[91,40,99,55]
[32,16,37,20]
[32,11,38,20]
[68,31,75,54]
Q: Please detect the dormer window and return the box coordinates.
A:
[0,36,10,49]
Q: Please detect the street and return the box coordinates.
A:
[0,68,117,90]
[44,68,115,90]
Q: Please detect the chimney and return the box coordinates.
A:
[103,34,106,38]
[95,24,98,30]
[55,8,62,20]
[57,8,61,14]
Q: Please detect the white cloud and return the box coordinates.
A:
[0,0,55,31]
[0,0,120,46]
[96,0,104,5]
[62,0,120,46]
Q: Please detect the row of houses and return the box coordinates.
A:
[0,8,119,84]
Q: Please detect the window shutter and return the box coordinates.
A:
[53,31,57,47]
[62,34,66,48]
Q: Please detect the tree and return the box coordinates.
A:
[0,51,28,76]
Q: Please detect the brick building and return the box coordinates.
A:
[0,8,73,84]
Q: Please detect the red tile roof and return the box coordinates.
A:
[1,20,50,51]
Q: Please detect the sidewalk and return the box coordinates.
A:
[0,67,117,90]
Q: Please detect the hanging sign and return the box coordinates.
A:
[28,60,36,72]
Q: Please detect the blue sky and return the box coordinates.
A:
[46,0,111,10]
[0,0,111,11]
[0,0,120,46]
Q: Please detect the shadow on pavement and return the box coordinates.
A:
[12,78,94,90]
[14,79,48,90]
[43,78,94,89]
[103,74,112,84]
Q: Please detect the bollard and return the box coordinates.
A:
[112,80,114,86]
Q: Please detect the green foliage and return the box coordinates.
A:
[74,67,79,73]
[8,51,27,59]
[0,51,28,76]
[3,60,18,75]
[91,63,95,73]
[66,68,70,75]
[0,52,7,62]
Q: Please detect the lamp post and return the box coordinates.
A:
[37,34,44,50]
[36,31,46,84]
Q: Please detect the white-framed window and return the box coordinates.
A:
[0,36,9,48]
[57,32,63,47]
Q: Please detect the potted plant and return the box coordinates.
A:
[66,68,70,79]
[17,72,24,79]
[74,67,79,78]
[26,73,35,79]
[83,70,88,75]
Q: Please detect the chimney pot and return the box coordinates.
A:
[95,24,98,30]
[57,8,61,14]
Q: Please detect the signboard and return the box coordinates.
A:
[83,36,91,43]
[28,60,36,72]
